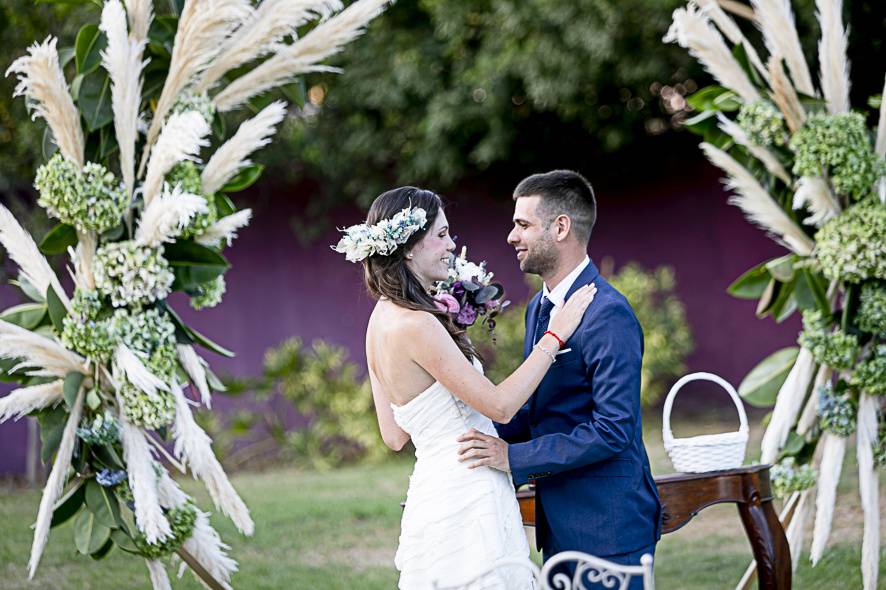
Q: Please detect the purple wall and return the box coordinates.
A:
[0,161,801,474]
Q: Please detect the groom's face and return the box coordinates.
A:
[508,196,557,276]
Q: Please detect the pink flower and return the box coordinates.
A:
[433,293,460,314]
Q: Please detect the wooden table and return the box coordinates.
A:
[516,465,791,589]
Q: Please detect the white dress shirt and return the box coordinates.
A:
[542,255,591,322]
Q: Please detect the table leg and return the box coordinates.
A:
[736,492,792,589]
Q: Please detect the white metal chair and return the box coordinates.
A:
[539,551,655,590]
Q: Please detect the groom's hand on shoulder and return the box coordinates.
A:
[457,429,509,472]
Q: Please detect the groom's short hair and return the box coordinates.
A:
[513,170,596,245]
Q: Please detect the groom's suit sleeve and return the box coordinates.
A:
[507,301,643,486]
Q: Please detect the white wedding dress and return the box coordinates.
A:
[391,358,536,589]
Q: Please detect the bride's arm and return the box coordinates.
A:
[368,366,410,451]
[401,284,596,423]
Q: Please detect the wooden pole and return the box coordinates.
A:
[176,547,228,590]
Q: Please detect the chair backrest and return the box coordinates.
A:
[431,552,653,590]
[539,551,655,590]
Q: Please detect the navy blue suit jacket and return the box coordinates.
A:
[495,260,662,557]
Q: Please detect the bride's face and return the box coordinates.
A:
[406,210,456,287]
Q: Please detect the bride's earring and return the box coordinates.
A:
[406,253,413,260]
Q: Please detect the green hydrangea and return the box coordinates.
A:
[166,161,218,238]
[799,309,860,369]
[790,112,886,202]
[737,101,788,147]
[850,345,886,396]
[171,91,216,125]
[858,282,886,335]
[817,381,857,437]
[118,379,176,430]
[94,241,174,307]
[76,410,120,445]
[770,457,817,498]
[114,307,178,382]
[135,502,198,559]
[813,202,886,284]
[34,153,128,233]
[190,275,225,310]
[61,289,119,361]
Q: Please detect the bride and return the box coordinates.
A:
[333,186,596,589]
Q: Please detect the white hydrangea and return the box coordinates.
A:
[94,241,175,307]
[331,206,427,262]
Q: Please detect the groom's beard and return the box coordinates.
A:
[520,234,558,277]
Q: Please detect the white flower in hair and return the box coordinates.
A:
[332,206,428,262]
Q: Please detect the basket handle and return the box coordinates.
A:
[662,372,749,444]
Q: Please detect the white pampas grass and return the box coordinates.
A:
[125,0,154,43]
[663,5,760,103]
[27,386,83,578]
[751,0,816,96]
[798,365,831,435]
[716,113,791,184]
[196,209,252,248]
[114,344,168,399]
[816,0,851,115]
[73,230,97,291]
[120,419,173,544]
[171,382,254,535]
[157,467,191,509]
[695,0,770,84]
[701,142,815,255]
[179,510,238,590]
[136,184,208,247]
[0,381,63,423]
[142,111,211,206]
[0,203,71,311]
[195,0,344,93]
[793,176,841,226]
[876,75,886,157]
[785,489,812,571]
[810,431,846,565]
[201,101,287,194]
[768,56,806,133]
[213,0,391,112]
[146,559,173,590]
[856,393,879,590]
[177,344,212,408]
[5,36,84,166]
[760,347,815,464]
[101,0,149,198]
[0,320,86,378]
[140,0,251,170]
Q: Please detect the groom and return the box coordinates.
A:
[458,170,662,584]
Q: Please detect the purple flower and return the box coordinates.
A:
[452,281,466,299]
[456,302,478,326]
[433,293,461,314]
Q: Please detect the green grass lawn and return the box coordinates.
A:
[1,416,884,589]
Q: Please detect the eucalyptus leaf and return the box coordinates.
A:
[0,303,47,330]
[738,346,799,407]
[474,284,503,305]
[73,509,111,555]
[39,223,79,255]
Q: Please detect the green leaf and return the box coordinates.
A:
[63,372,85,409]
[77,70,113,131]
[39,223,79,255]
[85,479,121,529]
[73,509,111,555]
[755,278,779,318]
[110,528,140,554]
[86,389,101,410]
[738,346,799,407]
[732,43,764,88]
[212,111,226,140]
[220,164,264,192]
[728,263,771,300]
[770,279,797,323]
[38,405,68,464]
[51,480,86,528]
[92,443,125,470]
[794,269,830,315]
[686,86,733,112]
[11,275,46,303]
[160,302,235,358]
[42,126,59,161]
[75,24,106,76]
[215,194,237,217]
[281,80,306,108]
[682,109,718,136]
[46,286,68,334]
[764,254,796,282]
[205,367,227,391]
[101,223,126,241]
[164,240,230,290]
[0,303,48,330]
[90,537,114,560]
[59,46,76,69]
[779,430,806,458]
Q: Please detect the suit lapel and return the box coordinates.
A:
[523,290,543,359]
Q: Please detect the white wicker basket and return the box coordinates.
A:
[662,372,749,473]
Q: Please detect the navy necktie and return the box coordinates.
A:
[533,296,556,345]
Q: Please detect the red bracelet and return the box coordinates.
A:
[543,330,566,349]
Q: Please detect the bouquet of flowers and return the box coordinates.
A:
[665,1,884,586]
[0,0,389,588]
[431,246,509,339]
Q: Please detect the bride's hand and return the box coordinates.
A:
[547,283,597,342]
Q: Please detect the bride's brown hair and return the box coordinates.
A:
[363,187,480,362]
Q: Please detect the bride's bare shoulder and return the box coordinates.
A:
[368,301,441,338]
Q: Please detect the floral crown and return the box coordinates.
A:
[332,206,429,262]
